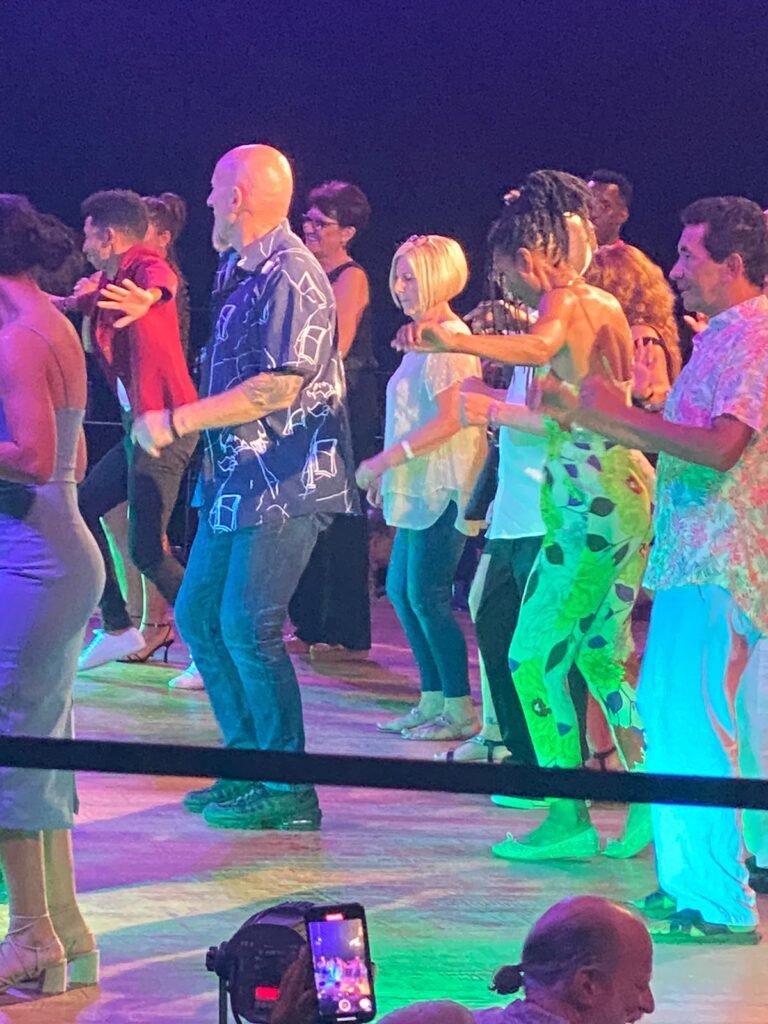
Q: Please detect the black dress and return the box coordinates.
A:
[288,261,378,651]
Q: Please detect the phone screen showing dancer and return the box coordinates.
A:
[305,903,376,1022]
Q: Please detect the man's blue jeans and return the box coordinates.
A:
[176,514,326,781]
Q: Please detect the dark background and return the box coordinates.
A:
[3,0,768,365]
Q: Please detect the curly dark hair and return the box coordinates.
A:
[681,196,768,289]
[588,168,633,210]
[81,188,148,240]
[488,170,592,266]
[308,180,371,235]
[0,194,77,276]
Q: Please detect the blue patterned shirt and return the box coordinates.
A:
[197,221,356,531]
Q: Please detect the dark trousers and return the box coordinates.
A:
[386,502,469,698]
[289,513,371,650]
[176,514,326,786]
[79,432,198,631]
[289,369,378,650]
[478,536,588,764]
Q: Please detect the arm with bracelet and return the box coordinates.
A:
[459,376,548,437]
[130,259,306,456]
[355,377,466,488]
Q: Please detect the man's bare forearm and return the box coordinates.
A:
[447,332,557,366]
[574,405,742,470]
[173,373,303,434]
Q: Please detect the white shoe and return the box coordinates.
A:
[78,628,144,671]
[168,662,205,691]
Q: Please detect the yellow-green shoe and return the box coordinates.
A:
[492,825,599,861]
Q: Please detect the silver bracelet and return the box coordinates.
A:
[401,439,416,460]
[488,402,501,430]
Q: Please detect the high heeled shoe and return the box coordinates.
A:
[118,623,174,664]
[50,906,99,987]
[0,916,67,995]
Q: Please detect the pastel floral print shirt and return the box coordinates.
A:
[646,295,768,632]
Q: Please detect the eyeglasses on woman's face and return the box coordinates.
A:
[302,213,339,232]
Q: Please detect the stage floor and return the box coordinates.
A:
[1,601,766,1023]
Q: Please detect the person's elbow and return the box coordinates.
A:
[17,447,55,484]
[709,439,750,472]
[704,418,754,472]
[710,449,743,472]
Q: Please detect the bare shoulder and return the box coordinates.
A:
[538,287,577,316]
[0,313,85,400]
[332,264,369,296]
[335,263,367,284]
[0,319,53,361]
[583,281,624,317]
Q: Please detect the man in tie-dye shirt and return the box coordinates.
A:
[550,196,768,944]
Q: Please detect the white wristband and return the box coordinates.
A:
[401,439,416,461]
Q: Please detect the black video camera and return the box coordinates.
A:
[207,900,376,1024]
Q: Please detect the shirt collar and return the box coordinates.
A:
[237,219,292,273]
[115,243,158,276]
[703,293,768,334]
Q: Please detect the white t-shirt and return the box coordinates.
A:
[382,320,486,534]
[486,369,547,540]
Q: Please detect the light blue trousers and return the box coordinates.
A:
[638,585,764,927]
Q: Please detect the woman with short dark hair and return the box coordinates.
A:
[288,181,378,660]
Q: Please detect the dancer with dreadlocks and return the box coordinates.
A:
[403,170,653,860]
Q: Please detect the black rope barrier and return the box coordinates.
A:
[2,736,768,810]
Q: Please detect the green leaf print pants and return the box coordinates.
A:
[508,423,653,771]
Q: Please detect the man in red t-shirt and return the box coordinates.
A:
[72,190,198,669]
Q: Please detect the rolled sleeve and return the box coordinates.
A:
[712,342,768,432]
[133,255,178,302]
[257,259,336,380]
[424,352,479,401]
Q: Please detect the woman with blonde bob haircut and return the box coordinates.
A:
[357,235,486,739]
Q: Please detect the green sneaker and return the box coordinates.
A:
[630,889,677,920]
[652,909,761,945]
[203,785,322,831]
[182,779,255,814]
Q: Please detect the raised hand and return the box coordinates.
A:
[683,311,709,335]
[632,338,670,406]
[579,372,628,419]
[97,279,157,328]
[73,273,101,299]
[270,947,317,1024]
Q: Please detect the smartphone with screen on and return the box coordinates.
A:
[304,903,376,1023]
